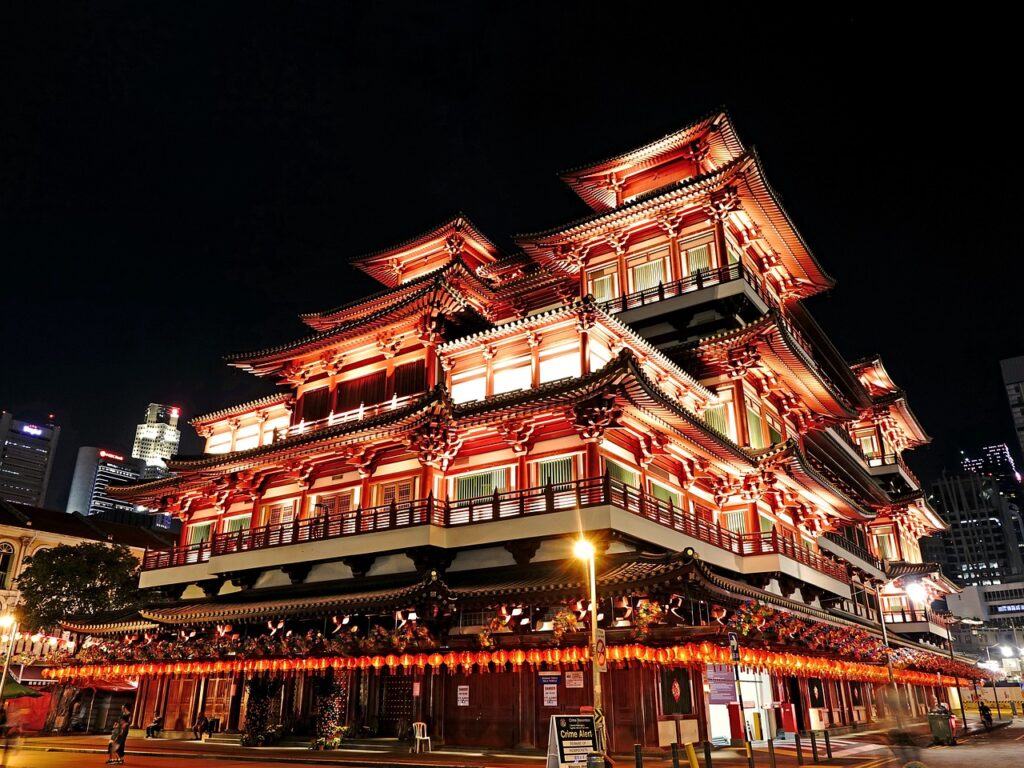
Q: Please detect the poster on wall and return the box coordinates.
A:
[540,673,560,707]
[565,671,585,689]
[660,668,692,715]
[457,685,470,707]
[706,664,735,705]
[807,678,826,709]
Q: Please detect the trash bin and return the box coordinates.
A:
[927,713,956,745]
[586,753,604,768]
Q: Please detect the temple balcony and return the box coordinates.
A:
[883,606,951,641]
[818,531,885,580]
[865,452,921,493]
[140,476,852,599]
[596,263,771,346]
[273,393,422,442]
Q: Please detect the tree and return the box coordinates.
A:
[15,542,142,631]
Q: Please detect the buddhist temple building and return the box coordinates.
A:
[49,110,988,749]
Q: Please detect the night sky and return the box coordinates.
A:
[2,6,1021,510]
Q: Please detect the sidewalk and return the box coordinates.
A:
[20,734,867,768]
[21,719,1014,768]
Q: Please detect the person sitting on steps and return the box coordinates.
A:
[144,712,163,738]
[191,714,208,740]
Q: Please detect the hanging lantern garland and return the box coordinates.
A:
[41,639,993,686]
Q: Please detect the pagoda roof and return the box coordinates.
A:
[680,311,857,419]
[764,441,876,522]
[350,214,503,288]
[225,276,490,374]
[559,108,747,211]
[517,151,835,297]
[61,609,159,636]
[851,355,899,396]
[191,393,293,427]
[299,257,500,332]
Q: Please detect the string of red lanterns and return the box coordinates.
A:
[41,641,981,687]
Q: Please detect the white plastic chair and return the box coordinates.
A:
[412,721,431,753]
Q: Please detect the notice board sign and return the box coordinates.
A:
[547,714,598,768]
[565,670,585,689]
[706,664,735,705]
[457,685,470,706]
[540,672,560,707]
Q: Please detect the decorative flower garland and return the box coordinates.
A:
[727,601,987,679]
[632,601,664,640]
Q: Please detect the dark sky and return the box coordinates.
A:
[2,5,1021,510]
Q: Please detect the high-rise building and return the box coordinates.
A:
[929,470,1024,585]
[131,403,181,477]
[0,411,60,506]
[960,443,1024,561]
[65,446,146,516]
[1001,356,1024,461]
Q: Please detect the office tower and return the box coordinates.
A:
[131,403,181,477]
[65,446,145,516]
[0,411,60,506]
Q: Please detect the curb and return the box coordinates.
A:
[18,745,499,768]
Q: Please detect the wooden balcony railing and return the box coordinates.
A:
[821,531,884,571]
[883,608,947,626]
[141,541,211,570]
[595,263,773,314]
[866,453,920,487]
[142,475,850,585]
[274,393,420,442]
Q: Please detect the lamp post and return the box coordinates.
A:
[574,538,606,758]
[0,614,18,702]
[871,579,903,727]
[942,618,969,732]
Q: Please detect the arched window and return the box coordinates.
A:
[0,543,15,589]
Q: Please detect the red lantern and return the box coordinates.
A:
[428,652,444,670]
[385,654,399,670]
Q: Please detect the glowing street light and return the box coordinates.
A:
[574,537,605,758]
[905,581,927,607]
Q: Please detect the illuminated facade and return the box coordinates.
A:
[62,112,985,747]
[131,403,181,476]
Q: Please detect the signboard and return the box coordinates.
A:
[727,631,740,662]
[546,714,598,768]
[540,672,560,707]
[457,685,470,707]
[565,670,585,689]
[594,628,608,673]
[707,664,735,705]
[412,681,421,697]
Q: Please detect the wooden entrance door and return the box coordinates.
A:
[378,673,413,737]
[444,671,515,748]
[204,678,233,730]
[164,677,198,731]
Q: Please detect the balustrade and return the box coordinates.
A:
[143,475,851,584]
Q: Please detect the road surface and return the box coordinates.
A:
[5,722,1022,768]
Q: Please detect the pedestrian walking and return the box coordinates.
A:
[105,718,122,764]
[115,713,129,763]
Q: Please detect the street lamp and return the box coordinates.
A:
[574,538,606,757]
[0,613,18,702]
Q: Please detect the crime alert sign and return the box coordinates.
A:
[594,628,607,673]
[546,714,598,768]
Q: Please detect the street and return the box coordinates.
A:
[4,722,1023,768]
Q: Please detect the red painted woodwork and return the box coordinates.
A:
[443,670,516,748]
